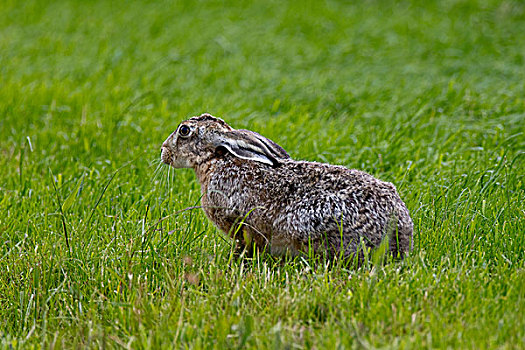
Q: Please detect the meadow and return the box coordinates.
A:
[1,0,524,348]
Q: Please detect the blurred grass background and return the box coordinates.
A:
[0,0,524,348]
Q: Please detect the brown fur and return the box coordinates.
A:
[161,114,413,260]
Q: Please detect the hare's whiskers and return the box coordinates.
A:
[151,161,164,184]
[148,157,159,167]
[166,165,172,193]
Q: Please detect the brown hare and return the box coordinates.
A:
[161,113,413,261]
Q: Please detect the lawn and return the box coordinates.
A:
[1,0,524,348]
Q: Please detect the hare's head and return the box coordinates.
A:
[161,113,290,169]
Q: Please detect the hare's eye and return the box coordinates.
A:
[179,125,191,137]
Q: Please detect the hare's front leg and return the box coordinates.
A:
[231,223,271,258]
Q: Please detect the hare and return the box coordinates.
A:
[161,113,413,261]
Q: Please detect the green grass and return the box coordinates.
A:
[1,0,524,348]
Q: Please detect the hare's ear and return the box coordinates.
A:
[237,129,290,160]
[213,130,289,167]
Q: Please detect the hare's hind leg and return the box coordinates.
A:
[388,222,413,259]
[269,233,302,257]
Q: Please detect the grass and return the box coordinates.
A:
[1,0,524,348]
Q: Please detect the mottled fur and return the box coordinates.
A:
[161,113,413,260]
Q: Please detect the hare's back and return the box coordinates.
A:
[281,160,411,230]
[284,160,398,198]
[277,160,412,255]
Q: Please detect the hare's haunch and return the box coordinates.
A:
[161,113,413,260]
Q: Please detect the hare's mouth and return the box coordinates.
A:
[160,147,172,165]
